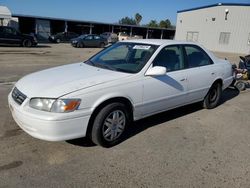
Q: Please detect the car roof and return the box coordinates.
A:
[120,39,198,46]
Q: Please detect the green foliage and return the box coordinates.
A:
[159,19,171,28]
[118,14,174,28]
[148,19,172,28]
[119,17,136,25]
[147,20,158,28]
[135,13,142,25]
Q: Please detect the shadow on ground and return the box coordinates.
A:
[0,44,51,48]
[67,88,240,147]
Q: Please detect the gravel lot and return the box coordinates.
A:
[0,43,250,187]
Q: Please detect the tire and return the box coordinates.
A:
[56,38,61,43]
[91,103,130,147]
[99,42,105,48]
[79,43,84,48]
[235,81,246,91]
[76,42,84,48]
[203,82,222,109]
[22,39,32,47]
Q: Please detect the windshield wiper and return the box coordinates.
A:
[84,60,95,66]
[94,63,117,71]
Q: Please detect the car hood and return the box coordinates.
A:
[15,63,131,98]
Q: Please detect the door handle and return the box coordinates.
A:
[211,72,215,75]
[180,78,186,81]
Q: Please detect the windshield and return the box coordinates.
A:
[86,42,158,73]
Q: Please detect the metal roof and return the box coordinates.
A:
[0,6,11,19]
[12,13,175,31]
[177,3,250,13]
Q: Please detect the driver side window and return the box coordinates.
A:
[85,35,93,40]
[152,45,184,72]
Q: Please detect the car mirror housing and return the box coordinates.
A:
[145,66,167,76]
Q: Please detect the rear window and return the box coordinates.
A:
[184,45,213,68]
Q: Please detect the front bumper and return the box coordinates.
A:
[8,93,91,141]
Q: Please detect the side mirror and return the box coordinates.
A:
[145,66,167,76]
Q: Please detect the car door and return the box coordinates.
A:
[142,45,188,117]
[184,45,218,102]
[93,35,101,47]
[2,27,22,45]
[84,35,94,47]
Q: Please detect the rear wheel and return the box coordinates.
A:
[99,42,105,48]
[203,82,222,109]
[91,103,130,147]
[22,39,32,47]
[56,38,61,43]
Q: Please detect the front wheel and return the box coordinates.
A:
[22,39,32,47]
[91,103,130,147]
[203,82,222,109]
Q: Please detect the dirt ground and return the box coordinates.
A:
[0,43,250,187]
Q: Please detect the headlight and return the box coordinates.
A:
[29,98,81,113]
[72,40,77,43]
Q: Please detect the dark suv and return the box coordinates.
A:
[0,26,37,47]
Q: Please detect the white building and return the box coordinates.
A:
[175,3,250,54]
[0,6,11,26]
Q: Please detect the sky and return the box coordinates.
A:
[1,0,250,25]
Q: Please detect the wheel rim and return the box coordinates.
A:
[24,40,31,47]
[56,39,60,43]
[209,87,218,103]
[102,110,126,142]
[236,82,245,91]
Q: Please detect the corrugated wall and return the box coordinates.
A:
[175,5,250,54]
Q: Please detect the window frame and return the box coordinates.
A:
[182,44,214,69]
[85,35,93,40]
[219,32,231,45]
[186,31,199,42]
[152,44,186,72]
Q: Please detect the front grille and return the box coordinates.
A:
[12,87,27,105]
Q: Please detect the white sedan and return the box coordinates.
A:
[8,40,233,147]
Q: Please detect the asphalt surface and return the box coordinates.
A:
[0,44,250,187]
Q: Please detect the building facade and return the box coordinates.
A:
[13,14,175,41]
[175,3,250,54]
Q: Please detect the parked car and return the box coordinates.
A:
[71,34,108,48]
[0,26,37,47]
[8,40,233,147]
[48,32,79,43]
[118,32,143,41]
[100,32,118,43]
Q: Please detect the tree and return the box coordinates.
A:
[159,19,172,28]
[147,20,158,28]
[135,13,142,25]
[118,17,136,25]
